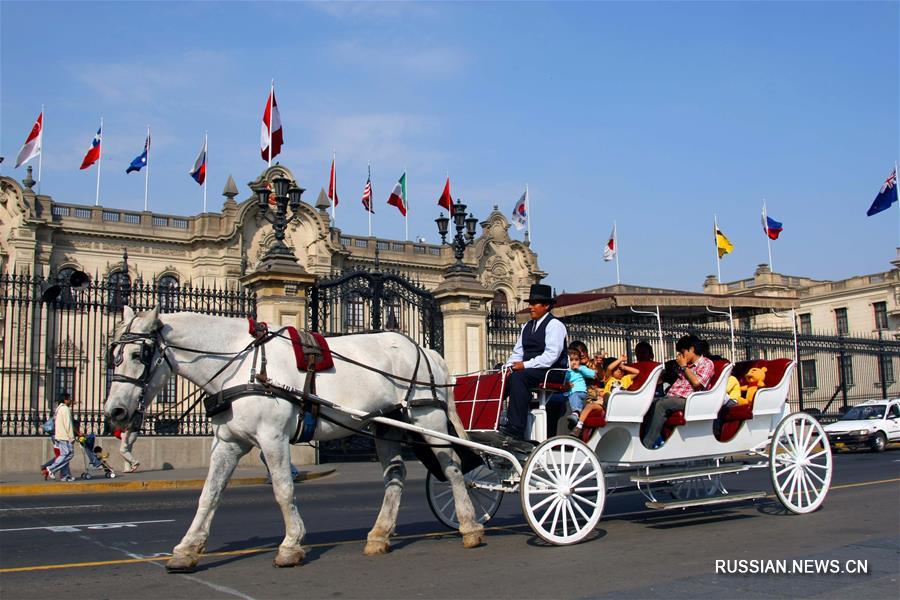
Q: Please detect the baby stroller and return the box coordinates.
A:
[78,434,116,479]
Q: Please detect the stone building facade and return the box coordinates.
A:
[0,165,543,316]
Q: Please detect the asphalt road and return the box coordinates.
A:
[1,449,898,599]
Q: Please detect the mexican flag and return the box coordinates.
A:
[388,172,407,216]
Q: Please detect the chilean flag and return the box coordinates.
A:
[189,136,207,185]
[79,125,102,170]
[762,214,783,240]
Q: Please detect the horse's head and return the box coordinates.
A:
[104,305,174,429]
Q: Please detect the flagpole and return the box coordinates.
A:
[714,214,722,282]
[143,125,150,212]
[896,160,899,248]
[525,183,532,245]
[367,163,372,238]
[268,80,274,168]
[203,131,208,213]
[614,220,621,285]
[763,199,774,272]
[37,104,44,194]
[95,117,102,206]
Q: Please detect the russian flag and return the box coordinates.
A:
[189,136,207,185]
[762,213,783,240]
[79,125,102,170]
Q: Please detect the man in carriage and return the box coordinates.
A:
[500,283,568,442]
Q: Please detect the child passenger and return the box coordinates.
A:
[572,355,640,438]
[564,348,597,430]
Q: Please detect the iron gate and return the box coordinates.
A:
[0,272,255,437]
[309,267,443,461]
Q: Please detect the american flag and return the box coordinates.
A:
[362,173,374,213]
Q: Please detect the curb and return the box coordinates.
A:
[0,468,337,497]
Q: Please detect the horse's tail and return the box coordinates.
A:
[427,349,468,441]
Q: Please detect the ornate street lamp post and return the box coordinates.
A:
[252,175,304,262]
[435,199,479,274]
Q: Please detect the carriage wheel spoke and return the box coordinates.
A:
[566,500,581,534]
[806,448,828,461]
[438,494,455,516]
[529,472,558,489]
[803,434,822,458]
[549,498,563,534]
[530,492,559,512]
[573,485,602,493]
[537,497,561,528]
[774,463,794,478]
[571,492,601,510]
[805,465,827,486]
[568,454,589,485]
[806,462,830,470]
[570,495,593,523]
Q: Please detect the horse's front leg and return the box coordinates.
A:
[260,434,306,568]
[364,425,406,556]
[167,438,249,573]
[430,444,485,549]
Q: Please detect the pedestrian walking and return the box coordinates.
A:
[45,392,76,482]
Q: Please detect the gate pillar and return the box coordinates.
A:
[240,257,318,465]
[433,274,494,375]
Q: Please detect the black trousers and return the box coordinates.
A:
[505,368,566,438]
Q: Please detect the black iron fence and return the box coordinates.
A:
[0,272,255,437]
[487,311,900,418]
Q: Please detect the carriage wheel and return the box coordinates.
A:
[769,412,832,514]
[426,463,504,530]
[520,437,604,545]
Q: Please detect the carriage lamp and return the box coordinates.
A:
[436,199,478,273]
[254,175,305,261]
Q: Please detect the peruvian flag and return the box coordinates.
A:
[603,225,616,262]
[260,85,283,162]
[189,135,207,185]
[15,112,43,168]
[328,156,339,207]
[79,125,102,170]
[387,172,407,216]
[437,176,452,211]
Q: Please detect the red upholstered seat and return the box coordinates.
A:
[454,372,506,431]
[713,358,792,442]
[709,359,730,388]
[537,381,567,392]
[626,361,660,391]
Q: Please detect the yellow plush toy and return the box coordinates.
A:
[739,366,767,405]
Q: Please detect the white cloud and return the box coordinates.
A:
[329,39,467,78]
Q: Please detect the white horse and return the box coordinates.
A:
[104,306,484,572]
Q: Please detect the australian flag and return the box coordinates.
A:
[866,167,898,216]
[126,134,150,174]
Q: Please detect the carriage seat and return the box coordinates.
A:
[247,318,334,371]
[656,358,731,441]
[577,361,661,442]
[715,358,792,442]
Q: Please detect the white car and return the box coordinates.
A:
[823,398,900,452]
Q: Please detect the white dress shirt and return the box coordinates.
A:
[506,313,568,369]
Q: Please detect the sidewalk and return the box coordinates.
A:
[0,461,429,497]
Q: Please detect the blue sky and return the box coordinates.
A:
[1,1,898,293]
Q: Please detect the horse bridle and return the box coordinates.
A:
[108,319,173,424]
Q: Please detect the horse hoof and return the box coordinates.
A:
[166,555,198,573]
[273,547,305,568]
[363,540,391,556]
[462,531,484,548]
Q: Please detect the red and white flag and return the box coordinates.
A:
[260,85,283,162]
[79,125,102,170]
[603,225,616,262]
[15,112,43,168]
[437,176,452,211]
[328,156,339,207]
[387,172,407,216]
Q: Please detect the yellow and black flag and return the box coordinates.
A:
[715,226,734,259]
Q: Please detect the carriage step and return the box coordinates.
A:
[645,491,767,510]
[630,464,750,484]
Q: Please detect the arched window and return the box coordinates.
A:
[490,290,509,313]
[107,271,131,311]
[56,267,77,306]
[158,275,179,312]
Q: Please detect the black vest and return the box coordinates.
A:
[522,313,568,369]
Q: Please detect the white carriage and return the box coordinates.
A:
[425,357,832,545]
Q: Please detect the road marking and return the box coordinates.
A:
[1,477,897,574]
[0,519,174,533]
[0,505,101,512]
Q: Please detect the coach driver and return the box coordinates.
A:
[500,283,568,442]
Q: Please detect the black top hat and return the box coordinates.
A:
[526,283,555,305]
